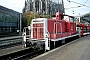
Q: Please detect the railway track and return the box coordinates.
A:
[0,38,22,50]
[2,36,79,60]
[0,35,30,50]
[0,46,44,60]
[0,35,87,60]
[12,50,44,60]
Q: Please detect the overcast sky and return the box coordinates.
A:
[0,0,90,16]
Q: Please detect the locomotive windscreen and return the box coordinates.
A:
[32,23,44,40]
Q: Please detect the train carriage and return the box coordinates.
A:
[30,12,80,50]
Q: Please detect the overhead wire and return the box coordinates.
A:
[84,0,88,4]
[67,0,90,8]
[65,0,82,10]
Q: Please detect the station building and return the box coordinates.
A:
[81,12,90,26]
[0,5,20,33]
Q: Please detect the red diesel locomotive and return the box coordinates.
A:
[30,12,90,50]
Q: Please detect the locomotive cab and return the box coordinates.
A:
[31,18,50,50]
[31,18,48,40]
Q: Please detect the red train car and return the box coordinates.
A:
[30,12,89,50]
[76,21,90,36]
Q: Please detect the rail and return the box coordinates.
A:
[0,35,30,49]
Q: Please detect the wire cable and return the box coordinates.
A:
[84,0,88,4]
[67,0,90,8]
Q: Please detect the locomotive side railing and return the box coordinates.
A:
[53,22,62,48]
[45,27,50,51]
[54,22,62,34]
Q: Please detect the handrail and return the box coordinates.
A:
[53,22,62,48]
[54,22,62,34]
[45,28,50,50]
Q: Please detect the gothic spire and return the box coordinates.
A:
[28,0,32,2]
[25,0,27,7]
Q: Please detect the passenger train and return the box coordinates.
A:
[25,12,90,51]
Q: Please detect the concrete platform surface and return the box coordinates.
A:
[32,35,90,60]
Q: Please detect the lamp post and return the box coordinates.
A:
[15,13,22,36]
[50,0,52,15]
[20,13,22,35]
[57,0,59,12]
[33,0,36,19]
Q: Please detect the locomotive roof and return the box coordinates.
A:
[52,13,74,18]
[61,14,75,18]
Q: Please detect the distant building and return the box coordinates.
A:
[81,13,90,26]
[0,5,20,33]
[75,12,90,26]
[23,0,65,15]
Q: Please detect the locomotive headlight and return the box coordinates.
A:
[45,34,49,38]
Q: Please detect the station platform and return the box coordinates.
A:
[0,45,29,57]
[32,35,90,60]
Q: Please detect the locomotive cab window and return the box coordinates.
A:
[70,17,74,22]
[33,20,43,22]
[74,18,76,23]
[64,16,69,21]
